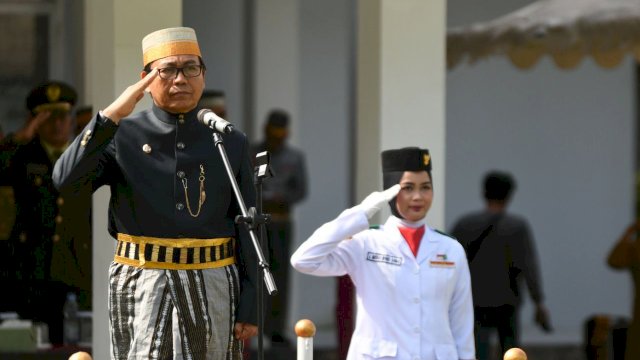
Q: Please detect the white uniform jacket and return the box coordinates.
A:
[291,207,475,360]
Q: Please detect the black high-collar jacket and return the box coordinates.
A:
[53,104,258,324]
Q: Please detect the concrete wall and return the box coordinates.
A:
[446,0,636,344]
[183,0,248,131]
[183,0,355,346]
[290,0,354,345]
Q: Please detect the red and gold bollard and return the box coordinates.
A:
[295,319,316,360]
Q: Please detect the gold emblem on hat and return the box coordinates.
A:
[142,144,152,153]
[423,154,430,166]
[46,84,61,102]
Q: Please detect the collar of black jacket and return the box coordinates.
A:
[151,103,200,125]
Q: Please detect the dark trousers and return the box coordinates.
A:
[265,220,292,341]
[337,275,355,360]
[17,280,71,345]
[474,305,518,360]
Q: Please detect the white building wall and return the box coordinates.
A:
[183,0,353,346]
[183,0,248,131]
[289,0,355,346]
[446,0,635,344]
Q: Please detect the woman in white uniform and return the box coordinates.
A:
[291,147,475,360]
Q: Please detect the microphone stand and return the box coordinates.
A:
[210,132,277,360]
[253,150,274,360]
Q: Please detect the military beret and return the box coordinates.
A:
[381,147,432,173]
[26,81,77,114]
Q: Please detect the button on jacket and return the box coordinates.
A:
[291,207,475,360]
[52,104,258,324]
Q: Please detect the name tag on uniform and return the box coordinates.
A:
[366,252,403,266]
[430,253,455,268]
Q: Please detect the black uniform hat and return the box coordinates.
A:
[381,147,432,219]
[381,147,431,174]
[26,81,77,115]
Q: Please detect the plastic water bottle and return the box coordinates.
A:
[63,292,80,345]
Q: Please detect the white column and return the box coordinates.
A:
[357,0,446,228]
[84,1,182,358]
[253,0,299,136]
[252,0,304,344]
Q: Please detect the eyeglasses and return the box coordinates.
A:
[155,64,205,79]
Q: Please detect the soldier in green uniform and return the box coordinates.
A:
[53,27,258,359]
[0,81,92,345]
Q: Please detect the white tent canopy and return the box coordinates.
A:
[447,0,640,69]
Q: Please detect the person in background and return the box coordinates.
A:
[450,170,551,360]
[53,27,257,359]
[199,89,227,118]
[607,220,640,360]
[291,147,475,360]
[251,109,307,345]
[74,105,93,136]
[0,81,92,345]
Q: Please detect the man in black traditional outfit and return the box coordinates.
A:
[53,27,258,359]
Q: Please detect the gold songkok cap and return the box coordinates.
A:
[142,27,201,67]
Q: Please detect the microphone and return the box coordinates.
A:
[197,109,234,134]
